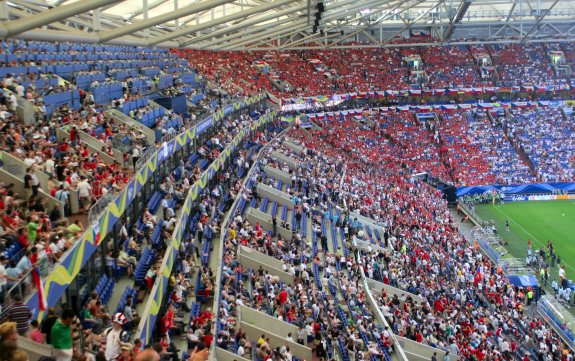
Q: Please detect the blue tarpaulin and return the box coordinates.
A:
[508,275,540,300]
[508,275,539,288]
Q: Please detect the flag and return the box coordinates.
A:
[520,86,534,92]
[409,30,428,37]
[32,267,47,311]
[93,222,101,246]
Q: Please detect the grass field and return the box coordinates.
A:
[475,200,575,281]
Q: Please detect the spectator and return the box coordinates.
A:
[77,176,92,213]
[28,319,44,343]
[102,313,130,361]
[0,294,32,335]
[40,306,59,344]
[51,308,76,361]
[0,321,18,343]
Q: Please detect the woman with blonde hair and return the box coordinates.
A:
[0,321,18,343]
[12,350,29,361]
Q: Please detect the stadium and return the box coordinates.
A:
[0,0,574,361]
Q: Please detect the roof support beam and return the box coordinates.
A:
[93,8,101,32]
[191,16,296,48]
[126,0,169,20]
[181,2,308,47]
[216,18,309,50]
[521,0,560,41]
[443,0,472,41]
[97,0,236,43]
[0,0,122,38]
[174,0,180,29]
[323,2,407,48]
[280,0,394,48]
[381,0,443,46]
[187,0,374,48]
[300,0,408,48]
[0,0,8,21]
[149,0,303,46]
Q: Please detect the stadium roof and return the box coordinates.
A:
[0,0,574,49]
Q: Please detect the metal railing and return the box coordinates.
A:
[135,144,157,171]
[15,95,264,320]
[2,259,54,310]
[87,192,115,225]
[209,125,289,361]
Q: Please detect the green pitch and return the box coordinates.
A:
[474,200,575,281]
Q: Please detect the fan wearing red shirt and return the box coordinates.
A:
[278,288,288,305]
[415,331,423,343]
[17,228,29,249]
[202,331,213,348]
[58,142,69,154]
[79,146,90,159]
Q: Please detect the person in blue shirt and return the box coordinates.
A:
[324,210,331,224]
[332,213,339,225]
[16,248,33,275]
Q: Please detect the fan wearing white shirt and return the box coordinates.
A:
[77,176,92,212]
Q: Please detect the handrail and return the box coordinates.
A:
[25,94,265,319]
[359,266,410,361]
[134,109,278,345]
[209,125,291,361]
[87,192,115,225]
[135,143,158,171]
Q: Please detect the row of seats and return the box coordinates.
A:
[74,72,106,89]
[138,107,166,128]
[110,69,139,81]
[115,287,138,314]
[43,90,82,115]
[121,98,149,114]
[147,190,166,214]
[96,275,115,305]
[91,83,123,105]
[4,242,23,264]
[135,249,157,287]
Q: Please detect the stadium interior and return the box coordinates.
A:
[0,0,574,361]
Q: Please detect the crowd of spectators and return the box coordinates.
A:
[173,41,573,99]
[487,44,555,87]
[504,107,575,182]
[1,36,575,361]
[215,137,395,361]
[283,123,572,361]
[299,105,574,186]
[0,93,277,360]
[464,111,535,184]
[430,110,495,185]
[419,45,494,88]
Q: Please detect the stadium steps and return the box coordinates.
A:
[263,165,292,186]
[270,150,299,171]
[282,139,306,155]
